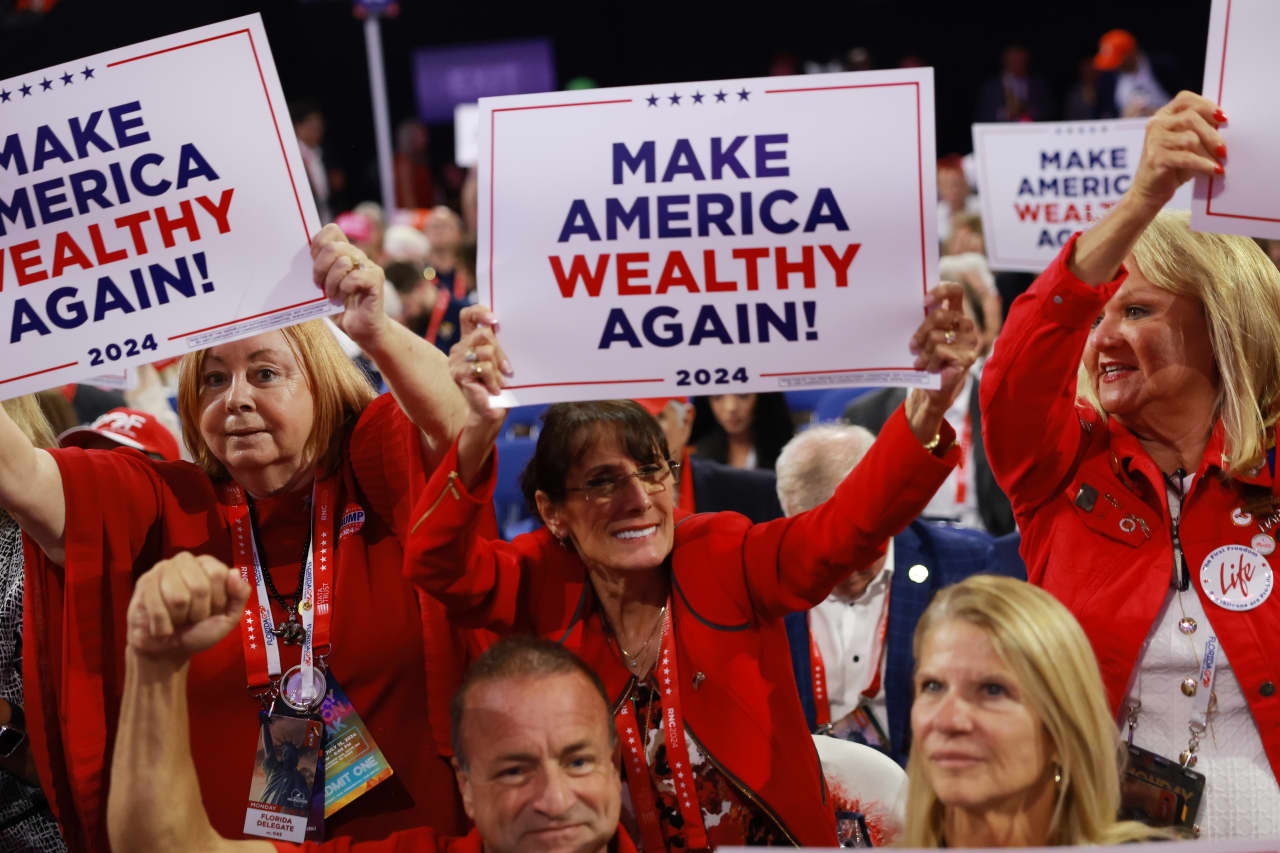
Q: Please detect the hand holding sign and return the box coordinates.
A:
[310,223,384,347]
[451,304,512,485]
[1131,91,1227,213]
[905,282,979,445]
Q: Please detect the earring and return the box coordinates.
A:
[1052,762,1063,787]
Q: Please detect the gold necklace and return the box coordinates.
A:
[618,604,667,668]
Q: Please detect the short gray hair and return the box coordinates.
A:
[774,423,876,516]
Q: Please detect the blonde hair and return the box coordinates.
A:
[3,395,56,450]
[1076,211,1280,477]
[902,575,1155,847]
[176,320,377,481]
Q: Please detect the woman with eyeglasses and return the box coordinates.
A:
[404,290,980,850]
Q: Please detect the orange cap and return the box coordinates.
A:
[1094,29,1137,71]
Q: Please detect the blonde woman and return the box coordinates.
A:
[982,91,1280,836]
[905,575,1156,846]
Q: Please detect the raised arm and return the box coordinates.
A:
[980,92,1226,512]
[1069,91,1225,284]
[310,224,470,471]
[107,552,271,853]
[741,283,977,616]
[0,400,66,564]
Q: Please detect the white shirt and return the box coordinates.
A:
[1124,477,1280,837]
[809,542,894,725]
[919,372,982,530]
[1114,55,1170,117]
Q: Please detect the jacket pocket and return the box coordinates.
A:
[1066,478,1153,548]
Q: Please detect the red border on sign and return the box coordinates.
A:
[1201,0,1277,222]
[0,361,80,385]
[487,81,929,394]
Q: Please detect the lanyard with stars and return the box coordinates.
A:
[615,603,709,852]
[223,477,337,703]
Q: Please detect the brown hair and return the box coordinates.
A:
[176,320,377,480]
[519,400,669,516]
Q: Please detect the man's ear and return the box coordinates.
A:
[452,757,476,821]
[534,490,563,539]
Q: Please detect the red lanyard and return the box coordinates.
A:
[223,478,338,698]
[954,410,971,504]
[808,582,892,723]
[809,613,831,727]
[424,287,451,347]
[614,606,709,852]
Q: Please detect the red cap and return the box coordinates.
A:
[58,407,181,461]
[1094,29,1137,71]
[634,397,689,417]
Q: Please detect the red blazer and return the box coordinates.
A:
[405,405,957,845]
[981,235,1280,779]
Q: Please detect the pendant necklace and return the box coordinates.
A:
[617,604,667,673]
[246,495,311,646]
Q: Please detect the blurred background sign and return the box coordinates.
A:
[412,38,555,124]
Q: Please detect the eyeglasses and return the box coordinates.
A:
[565,461,681,502]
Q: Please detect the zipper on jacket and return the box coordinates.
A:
[410,471,461,533]
[610,679,802,847]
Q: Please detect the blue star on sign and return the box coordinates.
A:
[691,91,704,104]
[61,72,74,85]
[668,92,681,105]
[737,88,750,101]
[40,77,53,91]
[19,83,32,97]
[82,66,95,79]
[714,90,727,102]
[0,90,9,103]
[646,93,658,107]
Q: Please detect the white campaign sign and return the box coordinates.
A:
[0,14,333,400]
[478,69,940,406]
[974,119,1192,273]
[1192,0,1280,239]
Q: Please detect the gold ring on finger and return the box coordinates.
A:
[464,349,478,363]
[944,329,957,345]
[471,363,483,377]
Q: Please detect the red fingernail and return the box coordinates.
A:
[1215,163,1225,175]
[1216,144,1227,159]
[1214,109,1228,124]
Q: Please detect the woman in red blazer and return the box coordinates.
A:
[406,289,978,849]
